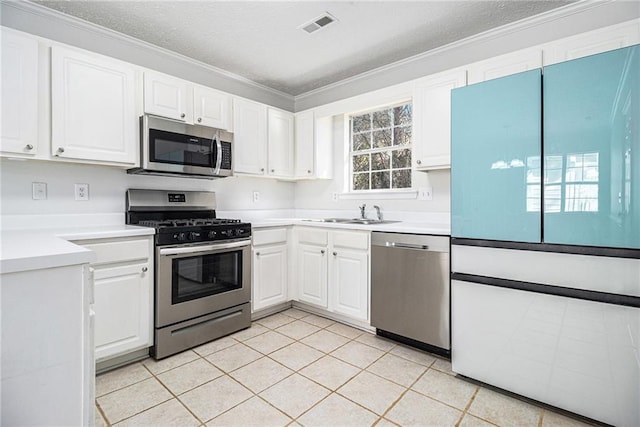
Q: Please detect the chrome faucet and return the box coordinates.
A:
[359,204,367,219]
[373,205,382,221]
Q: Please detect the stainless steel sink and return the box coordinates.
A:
[301,218,400,225]
[345,219,400,225]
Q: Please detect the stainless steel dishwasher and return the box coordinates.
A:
[371,232,450,356]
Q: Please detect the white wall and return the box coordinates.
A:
[0,159,294,216]
[293,115,450,215]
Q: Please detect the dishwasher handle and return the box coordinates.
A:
[385,241,429,251]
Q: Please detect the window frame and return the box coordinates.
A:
[347,101,413,193]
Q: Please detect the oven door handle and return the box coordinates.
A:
[159,239,251,256]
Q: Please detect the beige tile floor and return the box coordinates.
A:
[95,309,596,427]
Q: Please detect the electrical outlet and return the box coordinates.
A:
[252,191,260,203]
[418,187,433,201]
[32,182,47,200]
[332,192,339,202]
[75,183,89,201]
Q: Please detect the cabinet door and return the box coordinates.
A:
[467,48,542,84]
[0,29,38,156]
[543,45,640,249]
[330,249,369,321]
[451,69,542,243]
[295,110,315,178]
[297,243,328,308]
[413,70,466,170]
[233,98,267,175]
[143,71,191,122]
[268,108,295,177]
[193,85,231,130]
[253,244,288,311]
[93,263,151,361]
[51,46,137,164]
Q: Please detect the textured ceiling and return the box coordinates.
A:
[32,1,575,96]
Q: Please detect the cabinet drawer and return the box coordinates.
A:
[81,238,150,265]
[253,228,288,246]
[333,230,369,250]
[297,228,328,246]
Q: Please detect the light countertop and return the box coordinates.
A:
[1,225,154,275]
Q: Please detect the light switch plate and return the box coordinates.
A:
[252,191,260,203]
[32,182,47,200]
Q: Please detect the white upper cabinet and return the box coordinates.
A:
[1,28,38,156]
[143,71,232,130]
[51,45,137,165]
[543,20,640,65]
[467,47,542,85]
[193,85,232,129]
[294,111,333,179]
[412,69,466,170]
[143,71,191,122]
[233,97,268,175]
[267,107,294,178]
[295,110,315,178]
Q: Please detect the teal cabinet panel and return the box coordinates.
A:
[543,45,640,249]
[452,70,541,242]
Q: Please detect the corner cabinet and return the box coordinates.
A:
[72,236,153,362]
[51,45,138,165]
[412,69,466,170]
[267,107,295,178]
[0,28,39,157]
[233,97,268,175]
[252,228,289,312]
[295,227,370,322]
[294,111,333,179]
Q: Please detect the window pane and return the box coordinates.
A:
[353,173,369,190]
[352,114,371,133]
[372,110,391,129]
[583,166,598,182]
[566,167,582,182]
[392,169,411,189]
[545,155,562,170]
[372,171,390,189]
[545,169,561,184]
[371,152,390,170]
[393,126,411,146]
[352,133,371,151]
[393,104,412,126]
[353,154,370,172]
[392,149,411,168]
[373,129,392,148]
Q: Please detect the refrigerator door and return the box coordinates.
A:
[451,69,542,243]
[543,45,640,249]
[452,278,640,427]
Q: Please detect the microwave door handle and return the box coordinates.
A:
[213,134,222,174]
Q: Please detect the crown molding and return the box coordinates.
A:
[0,0,294,103]
[293,0,630,102]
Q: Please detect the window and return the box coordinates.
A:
[350,103,412,191]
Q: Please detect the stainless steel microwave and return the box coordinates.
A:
[128,115,233,179]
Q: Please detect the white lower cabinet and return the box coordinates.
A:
[295,227,370,322]
[73,236,153,362]
[252,228,289,312]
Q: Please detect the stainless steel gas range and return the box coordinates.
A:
[126,189,251,359]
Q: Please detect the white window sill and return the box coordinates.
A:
[337,189,418,200]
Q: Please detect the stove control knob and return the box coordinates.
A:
[188,232,200,241]
[235,229,245,236]
[207,231,217,239]
[176,232,187,242]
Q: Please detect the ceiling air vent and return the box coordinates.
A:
[300,13,337,34]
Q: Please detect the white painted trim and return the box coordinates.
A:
[294,1,635,103]
[0,0,294,103]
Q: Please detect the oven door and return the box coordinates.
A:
[156,239,251,328]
